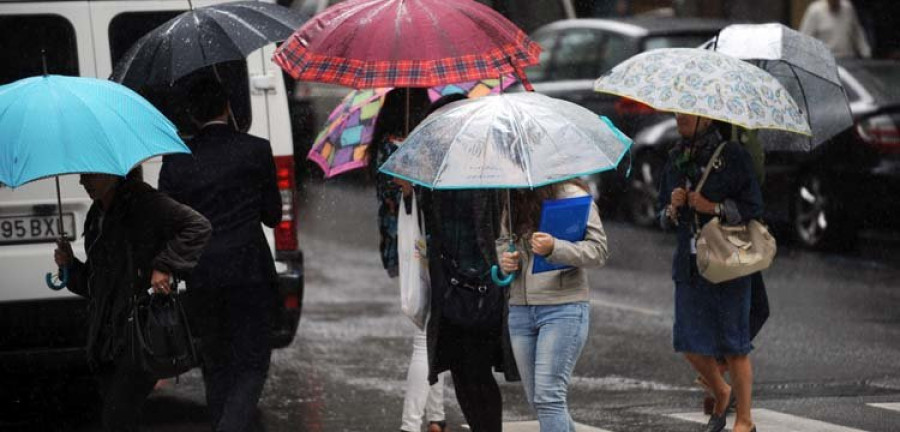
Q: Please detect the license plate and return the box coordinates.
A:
[0,214,76,245]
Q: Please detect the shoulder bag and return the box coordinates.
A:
[694,142,777,284]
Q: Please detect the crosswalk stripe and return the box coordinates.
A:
[868,402,900,413]
[668,408,869,432]
[462,421,614,431]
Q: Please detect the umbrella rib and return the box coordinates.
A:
[206,8,269,48]
[433,104,484,185]
[503,96,534,188]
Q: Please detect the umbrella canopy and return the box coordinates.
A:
[593,48,812,137]
[708,23,853,151]
[309,75,516,178]
[272,0,541,89]
[111,1,309,88]
[0,75,188,188]
[378,92,632,189]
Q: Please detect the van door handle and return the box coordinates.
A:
[251,74,277,94]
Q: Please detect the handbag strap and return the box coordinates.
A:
[694,141,729,195]
[693,141,729,234]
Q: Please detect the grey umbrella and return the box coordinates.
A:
[707,23,853,152]
[111,0,309,88]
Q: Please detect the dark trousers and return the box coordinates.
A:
[97,354,157,432]
[189,282,275,432]
[442,323,503,432]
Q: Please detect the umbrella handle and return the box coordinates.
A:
[45,266,68,291]
[491,243,516,287]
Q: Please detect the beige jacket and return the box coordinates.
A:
[496,184,609,306]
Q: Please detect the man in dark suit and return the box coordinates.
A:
[159,78,281,432]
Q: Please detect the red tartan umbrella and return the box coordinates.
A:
[272,0,540,90]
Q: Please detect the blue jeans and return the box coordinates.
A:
[508,302,590,432]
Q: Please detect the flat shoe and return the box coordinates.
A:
[704,413,726,432]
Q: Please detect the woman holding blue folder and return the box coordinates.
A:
[496,179,609,432]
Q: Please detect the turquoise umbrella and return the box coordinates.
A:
[0,75,187,187]
[0,75,190,288]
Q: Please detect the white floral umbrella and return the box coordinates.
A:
[593,48,812,136]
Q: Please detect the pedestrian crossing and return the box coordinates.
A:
[486,401,900,432]
[668,408,869,432]
[867,402,900,413]
[501,421,613,432]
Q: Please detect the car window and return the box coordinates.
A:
[0,15,79,85]
[109,11,252,134]
[552,29,606,81]
[599,33,632,74]
[643,34,715,51]
[850,63,900,103]
[524,31,557,83]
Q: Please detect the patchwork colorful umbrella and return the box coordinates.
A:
[272,0,540,89]
[309,76,516,178]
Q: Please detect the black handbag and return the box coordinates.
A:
[438,256,503,331]
[130,289,200,379]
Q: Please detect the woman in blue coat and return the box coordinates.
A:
[658,114,763,432]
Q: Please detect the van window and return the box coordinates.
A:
[0,15,79,85]
[109,12,252,134]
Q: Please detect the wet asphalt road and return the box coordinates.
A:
[14,177,900,431]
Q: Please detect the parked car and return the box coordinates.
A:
[0,0,304,390]
[626,59,900,250]
[515,17,730,213]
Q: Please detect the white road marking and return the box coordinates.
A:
[466,421,613,431]
[868,402,900,413]
[669,408,869,432]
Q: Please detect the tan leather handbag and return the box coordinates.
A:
[693,143,776,284]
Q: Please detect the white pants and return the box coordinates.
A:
[401,326,445,431]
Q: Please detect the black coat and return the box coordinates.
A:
[159,124,281,288]
[67,179,211,365]
[420,189,519,384]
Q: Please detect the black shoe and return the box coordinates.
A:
[704,413,726,432]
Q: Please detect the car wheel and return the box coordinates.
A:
[624,153,663,227]
[793,173,856,250]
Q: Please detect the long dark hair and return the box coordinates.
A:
[510,179,589,238]
[367,88,431,176]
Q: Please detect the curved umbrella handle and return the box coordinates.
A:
[45,267,68,291]
[491,265,514,287]
[491,242,517,287]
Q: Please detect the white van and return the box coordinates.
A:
[0,0,304,380]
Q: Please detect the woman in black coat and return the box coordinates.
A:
[54,171,211,432]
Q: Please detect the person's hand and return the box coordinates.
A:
[531,232,555,256]
[54,239,74,268]
[670,187,687,209]
[393,178,413,197]
[150,270,173,294]
[688,191,717,215]
[500,251,521,273]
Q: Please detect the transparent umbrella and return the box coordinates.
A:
[378,92,631,285]
[706,23,853,151]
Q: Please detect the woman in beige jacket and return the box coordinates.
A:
[497,180,609,431]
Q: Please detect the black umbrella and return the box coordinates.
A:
[111,0,309,88]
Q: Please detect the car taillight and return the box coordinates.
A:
[614,97,656,116]
[856,115,900,154]
[274,155,298,251]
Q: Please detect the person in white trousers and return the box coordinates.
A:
[401,328,446,432]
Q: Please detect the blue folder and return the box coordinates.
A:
[532,195,593,274]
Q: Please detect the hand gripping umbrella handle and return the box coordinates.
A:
[45,266,69,291]
[491,242,516,287]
